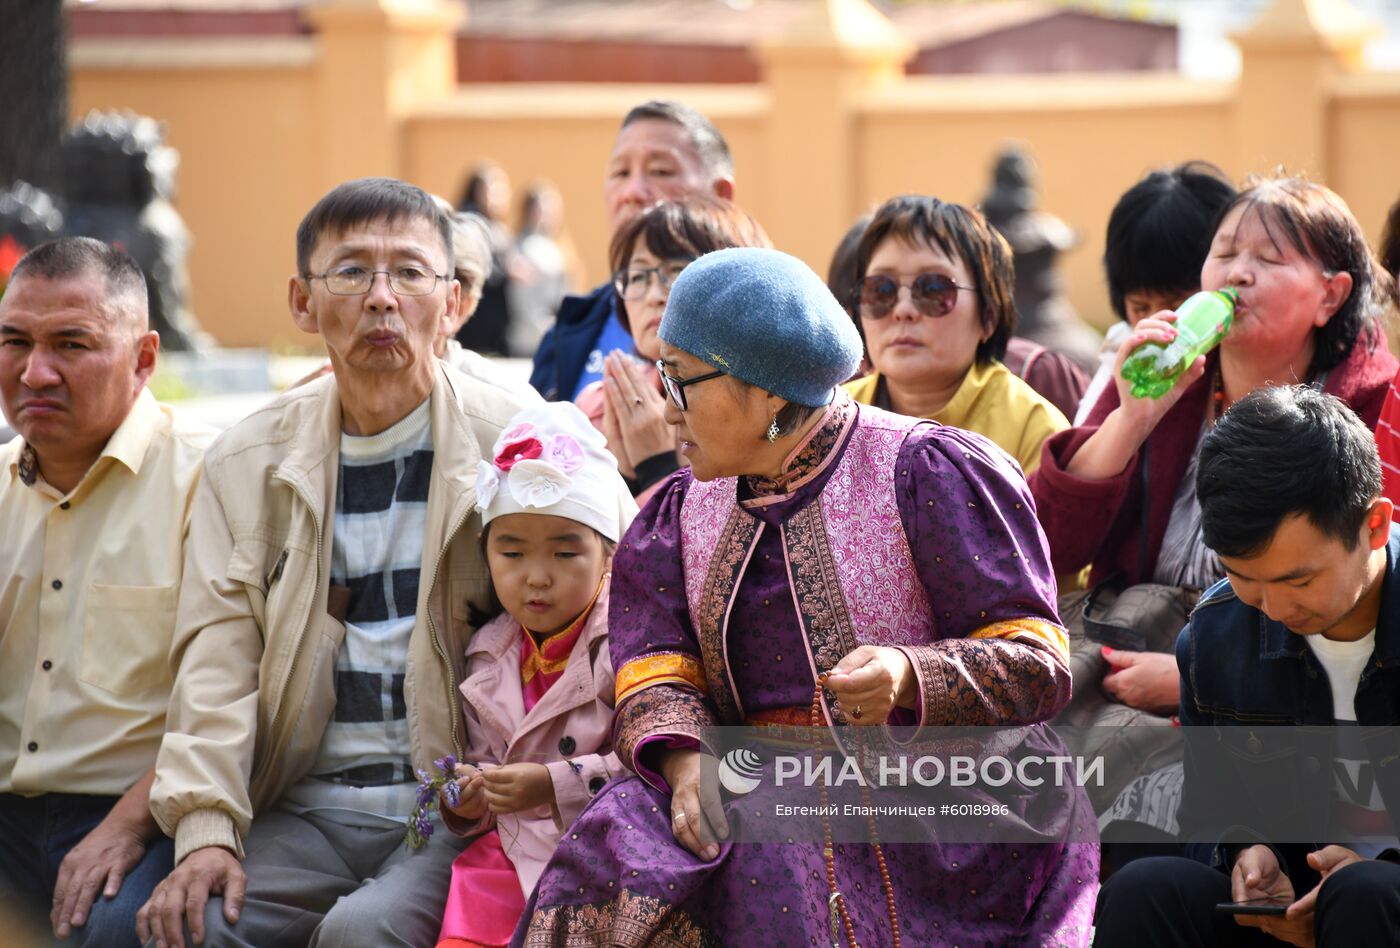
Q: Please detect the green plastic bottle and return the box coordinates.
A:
[1120,288,1237,399]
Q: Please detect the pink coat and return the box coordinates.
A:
[446,582,626,896]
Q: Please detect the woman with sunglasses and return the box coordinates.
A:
[520,247,1096,946]
[574,197,770,498]
[843,194,1068,474]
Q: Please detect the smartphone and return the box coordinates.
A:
[1215,896,1291,916]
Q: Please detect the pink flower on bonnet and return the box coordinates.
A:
[476,402,636,542]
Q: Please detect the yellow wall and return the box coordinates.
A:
[1331,73,1400,241]
[402,85,769,296]
[67,0,1400,349]
[71,59,321,348]
[853,75,1235,328]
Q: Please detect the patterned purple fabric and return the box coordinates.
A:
[517,401,1097,946]
[518,778,1097,947]
[679,400,938,717]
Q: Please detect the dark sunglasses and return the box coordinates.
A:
[856,273,976,319]
[656,360,725,411]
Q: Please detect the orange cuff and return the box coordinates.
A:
[970,617,1070,663]
[615,652,708,704]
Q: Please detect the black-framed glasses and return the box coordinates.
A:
[304,265,450,297]
[612,260,694,301]
[856,273,976,319]
[656,360,725,411]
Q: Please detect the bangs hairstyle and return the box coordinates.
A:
[470,520,617,627]
[608,197,772,333]
[1104,161,1236,321]
[851,195,1017,364]
[1198,385,1380,559]
[482,517,618,556]
[1216,176,1385,376]
[295,177,453,275]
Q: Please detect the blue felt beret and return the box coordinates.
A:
[659,247,863,407]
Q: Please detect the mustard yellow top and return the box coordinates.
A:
[843,360,1069,474]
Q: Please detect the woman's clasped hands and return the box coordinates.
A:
[653,647,916,865]
[600,351,673,480]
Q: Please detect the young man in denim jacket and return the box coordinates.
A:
[1095,385,1400,946]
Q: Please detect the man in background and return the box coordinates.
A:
[529,99,736,401]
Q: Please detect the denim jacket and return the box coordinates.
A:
[528,282,613,401]
[1174,526,1400,887]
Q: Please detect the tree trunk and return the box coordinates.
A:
[0,0,67,191]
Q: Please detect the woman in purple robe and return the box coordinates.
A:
[516,248,1097,946]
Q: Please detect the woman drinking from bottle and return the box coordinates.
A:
[1030,175,1397,717]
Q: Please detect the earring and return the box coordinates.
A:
[765,414,780,443]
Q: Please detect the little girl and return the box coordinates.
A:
[436,402,636,948]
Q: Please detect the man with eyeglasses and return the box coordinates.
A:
[528,99,736,401]
[138,178,536,948]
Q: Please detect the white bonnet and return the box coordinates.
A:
[476,401,636,542]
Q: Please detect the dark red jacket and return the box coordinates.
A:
[1030,332,1398,587]
[1003,337,1090,422]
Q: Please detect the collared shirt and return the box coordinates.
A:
[519,579,604,712]
[0,389,216,796]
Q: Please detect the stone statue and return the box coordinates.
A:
[59,110,205,350]
[982,145,1101,372]
[0,180,64,298]
[0,181,62,440]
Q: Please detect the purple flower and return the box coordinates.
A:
[404,755,470,850]
[404,763,454,850]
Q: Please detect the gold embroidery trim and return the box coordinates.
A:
[615,653,709,704]
[970,617,1070,661]
[521,643,572,683]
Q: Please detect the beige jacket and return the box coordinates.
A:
[150,361,532,863]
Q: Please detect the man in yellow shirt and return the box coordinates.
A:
[0,237,215,946]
